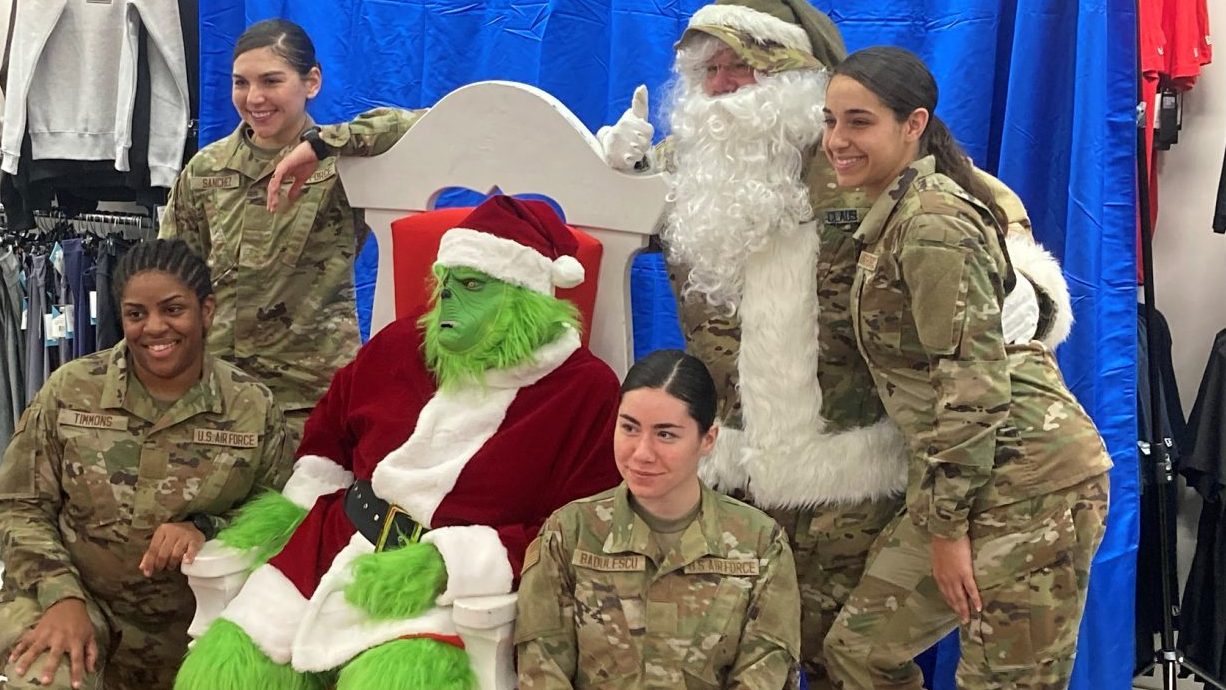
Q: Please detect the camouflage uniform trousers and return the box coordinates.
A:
[766,495,903,690]
[824,473,1110,690]
[0,590,190,690]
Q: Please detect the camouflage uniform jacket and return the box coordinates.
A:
[160,108,424,411]
[0,343,294,625]
[516,482,801,689]
[850,156,1113,540]
[661,139,1074,511]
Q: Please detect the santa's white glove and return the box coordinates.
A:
[597,85,652,171]
[1002,271,1040,345]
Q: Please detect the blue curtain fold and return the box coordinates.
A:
[198,3,1138,688]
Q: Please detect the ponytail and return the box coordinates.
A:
[923,117,1016,291]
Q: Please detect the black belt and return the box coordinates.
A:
[344,480,428,552]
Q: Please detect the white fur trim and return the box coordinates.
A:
[371,328,581,525]
[220,565,309,664]
[688,4,812,54]
[437,227,580,295]
[1007,235,1073,348]
[747,418,908,508]
[281,455,354,509]
[734,221,908,508]
[422,526,514,605]
[551,255,585,288]
[291,533,458,672]
[699,425,750,493]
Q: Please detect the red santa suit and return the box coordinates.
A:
[216,196,622,672]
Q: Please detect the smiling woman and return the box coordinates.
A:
[114,245,216,401]
[0,239,295,690]
[515,349,803,689]
[819,47,1114,690]
[159,18,425,445]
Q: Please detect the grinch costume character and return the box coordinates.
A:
[596,1,1074,686]
[175,195,623,690]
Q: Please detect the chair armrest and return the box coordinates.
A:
[452,593,518,630]
[180,540,259,578]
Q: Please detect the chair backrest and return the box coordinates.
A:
[337,80,668,377]
[389,207,603,348]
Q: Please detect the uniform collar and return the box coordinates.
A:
[100,342,225,426]
[853,154,936,246]
[605,482,727,572]
[209,116,318,180]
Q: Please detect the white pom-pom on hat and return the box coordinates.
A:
[551,256,585,289]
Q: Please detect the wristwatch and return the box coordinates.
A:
[299,126,331,160]
[188,513,218,540]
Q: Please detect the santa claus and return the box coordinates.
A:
[175,195,622,690]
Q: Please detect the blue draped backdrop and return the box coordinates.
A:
[197,2,1139,688]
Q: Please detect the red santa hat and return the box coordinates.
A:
[435,195,585,295]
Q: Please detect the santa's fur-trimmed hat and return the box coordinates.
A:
[435,195,584,295]
[681,0,846,71]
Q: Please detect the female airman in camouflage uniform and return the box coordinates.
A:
[159,20,423,442]
[0,240,294,690]
[516,349,802,689]
[819,47,1113,689]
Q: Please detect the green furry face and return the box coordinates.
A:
[420,266,581,390]
[434,267,513,354]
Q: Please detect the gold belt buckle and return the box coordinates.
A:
[374,503,425,552]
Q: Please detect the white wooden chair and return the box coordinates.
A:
[183,80,669,690]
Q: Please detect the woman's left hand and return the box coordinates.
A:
[266,141,319,213]
[930,534,981,624]
[139,522,205,577]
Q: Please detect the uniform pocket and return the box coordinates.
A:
[900,242,969,355]
[572,569,643,684]
[278,160,336,268]
[59,428,128,529]
[971,552,1080,671]
[191,450,253,511]
[966,497,1080,671]
[685,577,753,687]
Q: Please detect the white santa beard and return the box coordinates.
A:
[663,68,827,312]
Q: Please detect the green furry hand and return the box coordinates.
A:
[216,491,309,567]
[344,542,448,620]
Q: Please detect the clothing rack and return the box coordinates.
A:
[27,209,155,239]
[1135,64,1226,690]
[0,207,151,449]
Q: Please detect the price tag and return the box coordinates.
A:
[43,313,57,346]
[63,305,74,338]
[90,292,98,325]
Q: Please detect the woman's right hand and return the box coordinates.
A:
[266,141,320,213]
[7,598,98,689]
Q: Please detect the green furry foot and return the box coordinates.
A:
[175,619,326,690]
[216,491,309,566]
[344,542,447,619]
[336,638,476,690]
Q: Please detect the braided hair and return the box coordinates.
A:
[111,239,213,305]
